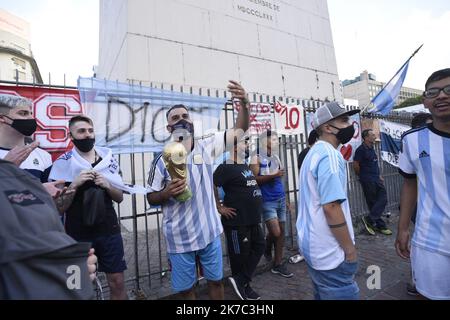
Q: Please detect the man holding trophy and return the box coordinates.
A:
[146,80,250,300]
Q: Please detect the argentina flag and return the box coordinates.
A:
[368,61,410,116]
[379,120,410,167]
[77,77,226,154]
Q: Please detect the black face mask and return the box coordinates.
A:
[169,119,194,140]
[329,124,355,145]
[5,116,37,136]
[72,137,95,153]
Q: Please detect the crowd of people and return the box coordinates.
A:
[1,68,449,300]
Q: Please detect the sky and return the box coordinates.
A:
[328,0,450,90]
[0,0,449,90]
[0,0,98,87]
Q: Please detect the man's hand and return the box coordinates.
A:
[163,179,187,199]
[4,141,39,167]
[380,176,385,183]
[228,80,249,105]
[395,230,411,259]
[43,180,66,198]
[147,179,186,205]
[344,246,358,262]
[94,172,111,190]
[273,169,285,178]
[53,185,76,214]
[229,80,250,132]
[87,248,98,282]
[218,205,237,219]
[71,170,95,189]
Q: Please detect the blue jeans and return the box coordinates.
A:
[306,260,360,300]
[262,197,287,222]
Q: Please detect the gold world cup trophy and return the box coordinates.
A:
[162,141,192,202]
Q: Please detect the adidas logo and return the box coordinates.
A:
[419,151,430,158]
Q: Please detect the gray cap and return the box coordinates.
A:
[313,102,360,128]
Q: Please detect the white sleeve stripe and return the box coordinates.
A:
[325,148,333,173]
[325,146,338,174]
[148,154,163,186]
[329,145,339,173]
[399,134,416,174]
[332,149,338,173]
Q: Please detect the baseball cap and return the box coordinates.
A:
[313,102,360,128]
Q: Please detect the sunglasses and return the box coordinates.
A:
[423,85,450,99]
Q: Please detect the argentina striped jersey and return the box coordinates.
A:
[147,133,225,254]
[399,124,450,256]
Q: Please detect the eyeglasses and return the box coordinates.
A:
[423,85,450,99]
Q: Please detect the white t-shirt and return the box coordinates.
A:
[296,141,355,270]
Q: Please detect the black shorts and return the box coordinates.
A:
[83,233,127,274]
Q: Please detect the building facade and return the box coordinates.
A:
[97,0,341,101]
[0,9,42,83]
[342,70,422,108]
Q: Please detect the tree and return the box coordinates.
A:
[394,96,423,109]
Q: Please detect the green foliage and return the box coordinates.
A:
[394,96,423,109]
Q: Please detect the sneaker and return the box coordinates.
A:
[228,276,246,300]
[361,216,376,235]
[271,263,293,278]
[406,283,419,296]
[245,284,261,300]
[289,254,304,264]
[375,227,393,236]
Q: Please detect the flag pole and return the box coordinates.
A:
[361,44,424,113]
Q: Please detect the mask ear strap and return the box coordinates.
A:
[328,124,339,131]
[0,115,13,125]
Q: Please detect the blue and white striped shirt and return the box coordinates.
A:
[147,133,224,254]
[399,124,450,256]
[296,141,355,270]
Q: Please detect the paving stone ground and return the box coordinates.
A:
[95,212,423,300]
[166,213,424,300]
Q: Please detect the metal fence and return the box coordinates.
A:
[0,78,413,299]
[278,125,406,250]
[104,83,413,299]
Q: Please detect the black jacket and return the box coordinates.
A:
[0,159,94,300]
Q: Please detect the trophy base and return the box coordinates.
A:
[175,189,192,202]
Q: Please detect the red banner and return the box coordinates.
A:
[0,85,84,160]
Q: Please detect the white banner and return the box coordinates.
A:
[273,101,306,136]
[78,78,226,154]
[379,120,411,167]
